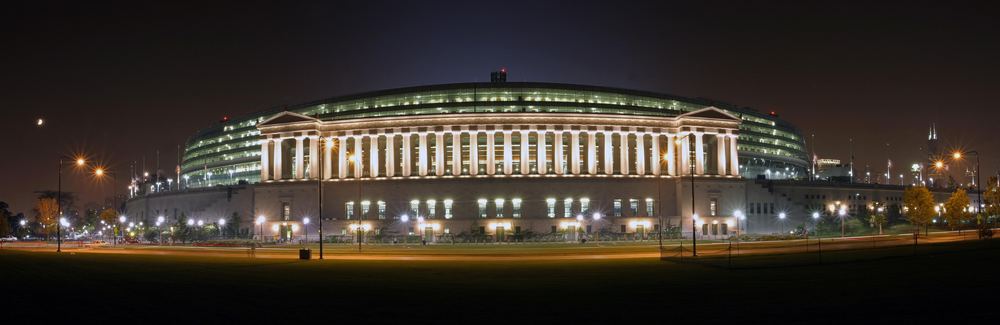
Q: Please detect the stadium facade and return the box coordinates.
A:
[125,75,960,242]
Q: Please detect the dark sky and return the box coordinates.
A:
[2,0,998,215]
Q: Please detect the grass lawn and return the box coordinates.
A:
[3,240,999,323]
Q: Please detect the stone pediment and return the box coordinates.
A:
[258,111,319,126]
[678,107,740,121]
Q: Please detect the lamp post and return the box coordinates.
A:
[303,217,310,244]
[778,212,787,234]
[255,215,265,241]
[951,151,983,237]
[156,216,165,244]
[672,134,698,256]
[400,214,409,244]
[593,212,602,243]
[218,218,226,239]
[838,206,847,238]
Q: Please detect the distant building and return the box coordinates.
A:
[814,158,851,182]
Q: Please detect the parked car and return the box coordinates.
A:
[0,236,17,242]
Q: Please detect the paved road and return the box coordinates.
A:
[2,229,994,261]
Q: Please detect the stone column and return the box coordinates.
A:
[503,131,513,175]
[554,131,564,175]
[694,132,705,175]
[486,131,496,175]
[650,134,660,176]
[273,139,283,180]
[353,135,363,179]
[295,137,305,180]
[309,136,319,179]
[716,134,727,176]
[620,131,630,175]
[536,130,546,175]
[586,131,596,175]
[369,134,379,177]
[570,131,580,175]
[324,137,333,179]
[470,131,479,176]
[385,134,395,177]
[520,130,529,175]
[418,132,428,176]
[603,131,614,175]
[435,132,445,176]
[260,139,270,181]
[451,131,461,175]
[680,134,690,175]
[337,136,347,178]
[635,133,645,175]
[729,134,740,176]
[665,134,676,176]
[401,133,411,177]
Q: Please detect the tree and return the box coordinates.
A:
[943,188,971,230]
[869,208,887,235]
[983,176,1000,221]
[99,208,118,225]
[34,198,58,238]
[226,212,242,238]
[903,186,935,234]
[0,204,11,237]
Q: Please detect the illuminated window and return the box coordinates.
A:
[478,199,488,218]
[512,198,522,218]
[645,198,654,216]
[580,198,590,213]
[546,198,556,218]
[282,202,291,221]
[495,199,505,218]
[345,201,354,220]
[444,199,453,219]
[710,199,718,216]
[427,199,437,218]
[361,200,371,218]
[629,199,638,216]
[613,199,622,217]
[410,199,420,217]
[563,198,573,218]
[377,201,386,220]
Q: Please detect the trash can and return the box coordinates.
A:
[299,248,312,260]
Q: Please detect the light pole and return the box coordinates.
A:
[55,158,82,252]
[778,212,787,234]
[593,212,602,243]
[810,211,819,253]
[838,206,847,238]
[218,218,226,239]
[952,151,984,237]
[400,214,409,244]
[303,217,310,244]
[255,215,265,242]
[673,134,698,256]
[156,216,165,244]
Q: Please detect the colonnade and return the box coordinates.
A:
[260,126,739,181]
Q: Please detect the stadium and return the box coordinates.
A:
[126,71,890,243]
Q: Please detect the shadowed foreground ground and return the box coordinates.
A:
[3,240,998,323]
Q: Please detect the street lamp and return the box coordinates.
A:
[778,212,787,234]
[400,214,409,244]
[673,133,698,256]
[218,218,226,238]
[255,215,266,241]
[838,206,847,237]
[302,217,310,243]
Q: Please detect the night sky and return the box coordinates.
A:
[2,1,997,215]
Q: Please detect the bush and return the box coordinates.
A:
[193,239,260,247]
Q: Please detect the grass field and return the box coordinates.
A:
[3,240,998,323]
